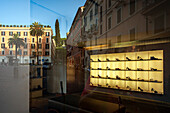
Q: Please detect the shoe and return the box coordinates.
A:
[106,66,110,70]
[115,58,120,61]
[98,75,101,78]
[37,85,42,90]
[138,87,143,91]
[115,68,121,70]
[137,68,143,71]
[151,88,158,93]
[116,75,120,79]
[126,57,131,61]
[90,82,93,86]
[137,56,143,60]
[126,67,131,70]
[116,85,120,89]
[98,68,102,70]
[150,56,158,60]
[98,84,102,87]
[90,59,93,62]
[151,68,157,71]
[126,77,131,80]
[106,75,110,79]
[106,58,110,61]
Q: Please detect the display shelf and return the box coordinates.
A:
[91,59,162,62]
[90,85,163,95]
[91,68,162,72]
[90,50,163,94]
[91,76,162,83]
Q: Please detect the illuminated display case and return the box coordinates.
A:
[90,50,163,94]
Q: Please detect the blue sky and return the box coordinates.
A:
[0,0,86,37]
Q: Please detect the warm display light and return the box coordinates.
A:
[90,50,163,94]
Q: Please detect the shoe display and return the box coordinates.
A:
[137,56,143,60]
[150,56,159,60]
[138,87,143,92]
[90,50,163,94]
[151,88,158,93]
[126,57,131,61]
[151,68,157,71]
